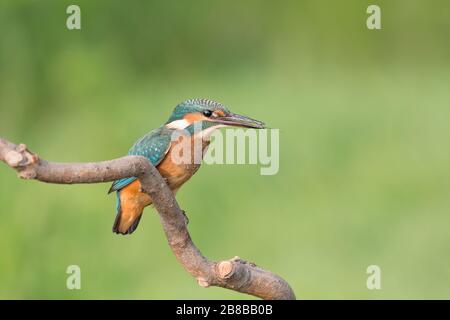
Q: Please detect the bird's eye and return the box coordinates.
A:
[203,110,213,117]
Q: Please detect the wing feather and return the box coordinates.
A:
[108,127,172,193]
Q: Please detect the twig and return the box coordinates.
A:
[0,137,296,300]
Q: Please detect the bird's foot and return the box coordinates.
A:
[181,210,189,225]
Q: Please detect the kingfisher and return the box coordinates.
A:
[108,98,265,235]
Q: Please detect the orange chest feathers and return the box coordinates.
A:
[157,134,210,190]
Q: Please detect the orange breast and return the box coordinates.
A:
[157,134,209,190]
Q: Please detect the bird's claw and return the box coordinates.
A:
[181,210,189,225]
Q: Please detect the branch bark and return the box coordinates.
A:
[0,137,296,300]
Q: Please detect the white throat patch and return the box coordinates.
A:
[195,124,226,141]
[165,119,190,129]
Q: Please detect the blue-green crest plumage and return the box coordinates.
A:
[166,98,230,123]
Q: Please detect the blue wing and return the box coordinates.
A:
[108,127,172,193]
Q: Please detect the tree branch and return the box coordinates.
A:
[0,137,295,300]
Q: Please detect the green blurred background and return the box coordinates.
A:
[1,0,450,299]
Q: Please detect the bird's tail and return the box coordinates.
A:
[112,191,143,235]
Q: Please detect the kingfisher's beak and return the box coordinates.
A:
[212,113,265,129]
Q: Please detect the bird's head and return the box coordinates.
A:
[165,99,265,132]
